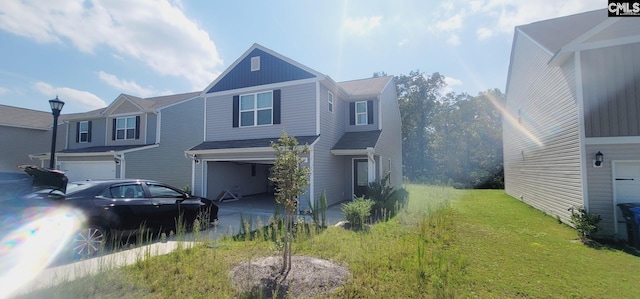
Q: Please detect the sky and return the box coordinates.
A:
[0,0,605,114]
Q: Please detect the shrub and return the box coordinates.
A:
[367,173,409,218]
[341,197,374,230]
[568,205,602,243]
[306,191,328,228]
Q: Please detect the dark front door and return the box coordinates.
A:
[353,159,368,198]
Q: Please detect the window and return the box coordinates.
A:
[148,184,184,198]
[116,116,137,140]
[355,101,368,125]
[240,91,273,127]
[77,121,91,143]
[328,91,334,113]
[101,184,144,198]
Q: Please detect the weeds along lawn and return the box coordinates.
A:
[19,184,640,298]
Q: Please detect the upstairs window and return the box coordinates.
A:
[240,91,273,127]
[76,121,91,143]
[328,91,334,113]
[355,101,367,125]
[233,90,281,128]
[349,100,374,126]
[113,116,139,140]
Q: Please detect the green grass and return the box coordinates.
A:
[17,185,640,298]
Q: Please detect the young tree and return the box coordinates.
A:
[269,130,310,278]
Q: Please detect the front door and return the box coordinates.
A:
[353,159,368,198]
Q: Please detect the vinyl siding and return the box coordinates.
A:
[314,82,349,204]
[67,119,107,149]
[585,143,640,238]
[112,100,140,114]
[0,126,51,169]
[146,113,157,144]
[205,82,317,141]
[124,98,204,189]
[372,79,403,188]
[582,43,640,137]
[504,31,583,223]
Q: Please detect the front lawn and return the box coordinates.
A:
[18,185,640,298]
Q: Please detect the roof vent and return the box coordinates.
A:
[251,56,260,72]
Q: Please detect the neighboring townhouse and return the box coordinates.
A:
[30,92,202,189]
[0,105,66,170]
[503,9,640,240]
[186,43,402,210]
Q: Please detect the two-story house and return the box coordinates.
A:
[29,92,203,189]
[185,44,403,209]
[504,9,640,240]
[0,105,66,170]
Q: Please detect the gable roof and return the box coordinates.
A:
[202,43,324,94]
[338,76,393,99]
[0,105,54,130]
[518,9,606,54]
[64,91,200,121]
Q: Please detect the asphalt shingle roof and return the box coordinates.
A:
[60,144,155,154]
[190,135,319,151]
[332,130,381,150]
[338,76,392,97]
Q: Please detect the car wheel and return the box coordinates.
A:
[72,226,107,258]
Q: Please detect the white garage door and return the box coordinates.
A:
[59,161,116,182]
[613,161,640,239]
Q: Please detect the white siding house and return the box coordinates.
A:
[504,9,640,240]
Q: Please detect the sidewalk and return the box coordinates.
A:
[12,202,344,296]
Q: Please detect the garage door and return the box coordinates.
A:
[59,161,116,182]
[614,161,640,239]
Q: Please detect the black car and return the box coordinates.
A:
[0,166,218,258]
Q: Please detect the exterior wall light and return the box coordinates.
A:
[594,151,603,167]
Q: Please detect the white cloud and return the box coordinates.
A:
[0,0,223,90]
[98,71,157,98]
[435,14,463,32]
[476,27,494,40]
[0,86,8,95]
[443,76,463,95]
[33,82,107,110]
[343,16,383,35]
[446,35,461,46]
[474,0,603,36]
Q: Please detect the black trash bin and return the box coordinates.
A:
[617,203,640,249]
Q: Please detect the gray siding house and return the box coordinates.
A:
[30,92,203,189]
[186,44,403,210]
[0,105,66,170]
[504,9,640,240]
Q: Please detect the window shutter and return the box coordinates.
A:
[232,95,239,128]
[75,122,80,143]
[349,102,355,125]
[112,119,116,140]
[87,121,92,142]
[367,100,374,124]
[273,89,281,124]
[135,115,140,139]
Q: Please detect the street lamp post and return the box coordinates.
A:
[49,96,65,169]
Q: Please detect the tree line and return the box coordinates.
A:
[377,70,504,189]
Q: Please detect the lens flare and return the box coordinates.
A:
[483,92,544,147]
[0,206,84,297]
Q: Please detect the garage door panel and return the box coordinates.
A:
[60,162,116,182]
[614,162,640,240]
